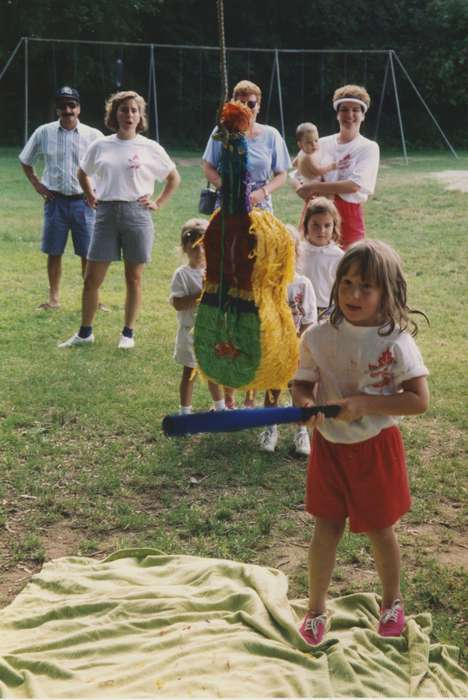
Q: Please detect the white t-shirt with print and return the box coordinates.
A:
[80,134,176,201]
[170,264,204,329]
[170,264,205,368]
[298,241,343,308]
[287,273,317,332]
[294,319,428,444]
[319,133,379,204]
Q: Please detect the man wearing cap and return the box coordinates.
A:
[19,86,103,309]
[295,84,379,249]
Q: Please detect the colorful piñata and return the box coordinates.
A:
[194,102,298,391]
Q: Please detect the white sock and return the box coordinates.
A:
[213,399,226,411]
[179,405,192,415]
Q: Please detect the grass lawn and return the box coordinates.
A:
[0,146,467,662]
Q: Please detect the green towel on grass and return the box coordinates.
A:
[0,549,466,697]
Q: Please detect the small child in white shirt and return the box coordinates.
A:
[299,197,344,315]
[170,218,225,415]
[259,224,317,456]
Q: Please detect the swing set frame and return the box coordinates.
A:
[0,36,457,161]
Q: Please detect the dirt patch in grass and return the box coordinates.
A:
[431,170,468,192]
[0,522,81,606]
[0,522,124,608]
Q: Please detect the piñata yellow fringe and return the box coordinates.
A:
[244,208,299,391]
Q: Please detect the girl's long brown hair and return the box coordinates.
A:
[329,240,428,336]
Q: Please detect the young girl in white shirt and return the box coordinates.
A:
[170,219,225,415]
[299,197,344,315]
[292,239,429,646]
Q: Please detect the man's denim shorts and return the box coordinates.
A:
[41,195,95,257]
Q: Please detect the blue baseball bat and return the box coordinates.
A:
[162,405,341,437]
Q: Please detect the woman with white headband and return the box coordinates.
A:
[295,84,379,249]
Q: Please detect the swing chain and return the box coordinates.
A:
[216,0,228,107]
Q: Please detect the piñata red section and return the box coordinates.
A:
[204,211,255,292]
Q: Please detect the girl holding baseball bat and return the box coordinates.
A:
[292,240,429,645]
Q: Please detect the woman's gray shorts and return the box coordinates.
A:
[88,201,155,264]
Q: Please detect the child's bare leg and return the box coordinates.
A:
[180,366,195,408]
[367,525,401,608]
[308,516,346,613]
[224,387,235,409]
[244,389,256,407]
[264,389,281,408]
[208,382,226,411]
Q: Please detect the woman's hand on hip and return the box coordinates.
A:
[138,195,160,211]
[249,187,268,207]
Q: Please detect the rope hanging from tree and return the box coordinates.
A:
[216,0,229,106]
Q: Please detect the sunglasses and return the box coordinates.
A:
[236,98,257,110]
[57,102,79,110]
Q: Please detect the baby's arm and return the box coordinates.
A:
[298,152,334,178]
[335,376,430,422]
[298,152,351,179]
[171,293,201,311]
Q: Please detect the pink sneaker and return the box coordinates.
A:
[378,599,405,637]
[299,612,327,646]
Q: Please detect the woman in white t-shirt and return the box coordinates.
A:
[59,91,180,349]
[295,84,379,250]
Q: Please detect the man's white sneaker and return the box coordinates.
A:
[259,425,278,452]
[294,427,311,456]
[118,334,135,349]
[58,333,94,348]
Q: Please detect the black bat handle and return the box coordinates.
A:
[301,404,341,420]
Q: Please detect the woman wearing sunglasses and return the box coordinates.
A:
[202,80,291,212]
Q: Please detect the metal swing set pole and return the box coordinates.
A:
[392,50,458,159]
[147,44,160,142]
[389,49,408,164]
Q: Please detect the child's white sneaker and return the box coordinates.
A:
[259,425,278,452]
[294,427,310,456]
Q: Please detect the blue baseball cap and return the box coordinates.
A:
[55,86,80,103]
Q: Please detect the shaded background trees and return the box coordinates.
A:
[1,0,467,148]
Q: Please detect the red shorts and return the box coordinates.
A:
[334,197,365,250]
[306,426,411,533]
